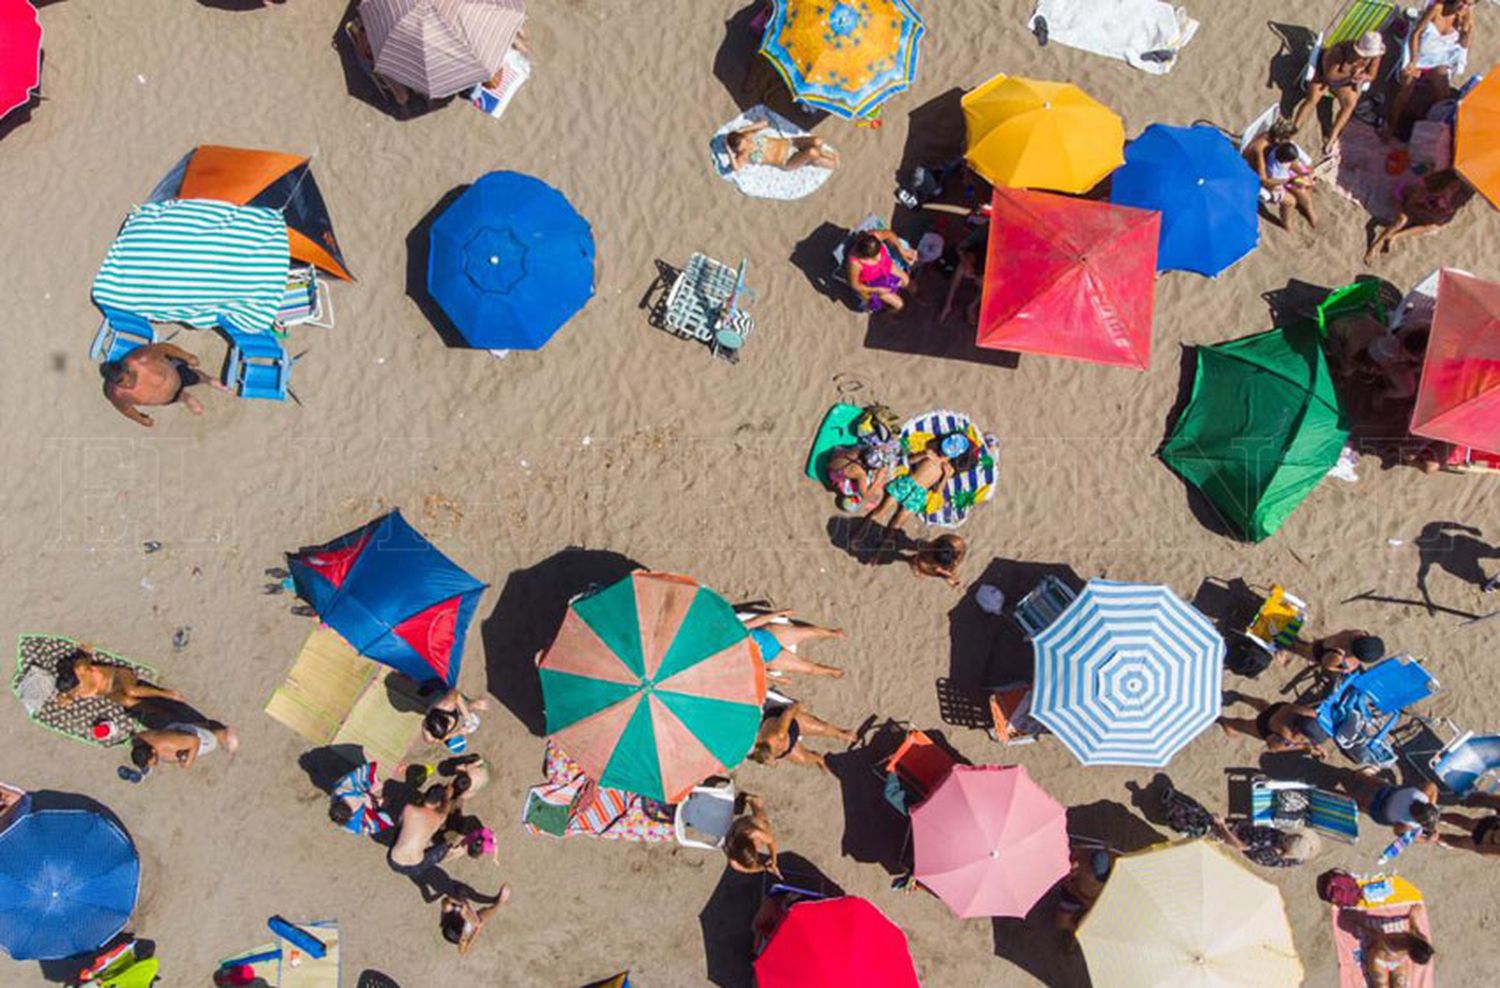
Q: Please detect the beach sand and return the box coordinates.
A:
[1,0,1498,984]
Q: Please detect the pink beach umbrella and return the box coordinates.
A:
[910,764,1070,919]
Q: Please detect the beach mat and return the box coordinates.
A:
[1328,120,1407,222]
[710,105,835,201]
[804,402,863,484]
[901,409,1000,528]
[1333,900,1433,988]
[221,920,340,988]
[265,627,424,767]
[12,634,158,748]
[1028,0,1199,75]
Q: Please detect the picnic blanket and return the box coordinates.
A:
[899,409,1000,528]
[804,402,864,484]
[521,741,675,843]
[220,920,340,988]
[12,635,156,748]
[1028,0,1199,75]
[1333,902,1434,988]
[1327,120,1410,222]
[710,105,834,201]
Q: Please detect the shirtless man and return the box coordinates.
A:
[1217,691,1330,757]
[129,722,239,771]
[102,342,228,428]
[1276,629,1385,676]
[55,649,183,709]
[388,784,461,879]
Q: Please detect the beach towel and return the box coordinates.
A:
[12,635,157,748]
[899,409,1000,528]
[1028,0,1199,75]
[329,761,394,837]
[804,403,864,483]
[710,105,835,201]
[1328,121,1409,222]
[467,49,531,119]
[220,920,340,988]
[521,742,675,843]
[1333,903,1434,988]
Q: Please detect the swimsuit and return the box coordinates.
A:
[167,359,201,403]
[745,133,772,166]
[387,840,448,877]
[1254,702,1291,740]
[1414,19,1466,75]
[762,709,800,759]
[165,722,217,755]
[885,474,931,514]
[750,627,783,663]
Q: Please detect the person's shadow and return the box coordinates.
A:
[479,548,643,735]
[1415,522,1500,612]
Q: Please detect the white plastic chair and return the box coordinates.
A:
[673,781,737,850]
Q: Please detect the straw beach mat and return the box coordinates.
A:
[265,627,424,766]
[221,920,340,987]
[12,634,158,747]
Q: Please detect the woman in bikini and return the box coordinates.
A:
[724,792,781,877]
[1359,903,1434,988]
[748,701,857,772]
[439,886,510,955]
[726,120,840,172]
[844,230,917,313]
[824,445,889,514]
[739,609,846,679]
[54,648,182,709]
[1364,170,1471,265]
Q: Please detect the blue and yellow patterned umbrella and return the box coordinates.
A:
[759,0,925,120]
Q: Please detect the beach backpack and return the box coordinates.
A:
[1226,638,1272,678]
[1317,869,1363,908]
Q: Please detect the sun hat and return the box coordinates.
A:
[1354,31,1386,58]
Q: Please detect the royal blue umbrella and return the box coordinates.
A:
[1030,580,1224,766]
[426,171,595,350]
[1109,124,1260,278]
[0,806,140,961]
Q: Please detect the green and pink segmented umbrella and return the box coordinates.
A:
[537,571,766,802]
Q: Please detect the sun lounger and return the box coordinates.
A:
[880,727,959,815]
[1247,777,1360,842]
[12,634,157,748]
[276,266,334,331]
[1242,584,1308,655]
[986,683,1047,745]
[1303,0,1398,91]
[1316,655,1437,768]
[1012,574,1078,639]
[659,253,755,362]
[673,779,737,850]
[1405,717,1500,796]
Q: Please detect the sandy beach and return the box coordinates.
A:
[1,0,1499,985]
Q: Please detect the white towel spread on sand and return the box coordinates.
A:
[1028,0,1199,75]
[710,105,834,201]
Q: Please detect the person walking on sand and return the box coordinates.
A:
[1217,691,1330,757]
[739,609,846,679]
[748,700,857,772]
[1344,774,1441,841]
[440,885,510,955]
[103,342,230,428]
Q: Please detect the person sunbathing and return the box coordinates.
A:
[727,120,840,172]
[1359,903,1435,988]
[55,649,183,709]
[1386,0,1474,140]
[725,793,781,877]
[855,434,973,548]
[422,688,490,752]
[740,609,846,679]
[1292,30,1385,155]
[748,701,857,772]
[1436,809,1500,856]
[1365,170,1471,265]
[102,342,229,428]
[845,229,916,313]
[824,445,889,514]
[440,885,510,955]
[1276,630,1385,676]
[129,722,239,773]
[1217,691,1330,757]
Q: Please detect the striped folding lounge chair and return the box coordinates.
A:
[1011,575,1078,639]
[899,409,1000,528]
[1250,777,1360,843]
[1242,585,1308,654]
[276,267,334,331]
[1302,0,1398,90]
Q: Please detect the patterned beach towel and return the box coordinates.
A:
[899,409,1000,528]
[710,105,835,201]
[521,742,675,843]
[12,635,157,747]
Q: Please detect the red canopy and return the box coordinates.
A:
[1,0,42,119]
[1411,269,1500,450]
[754,896,919,988]
[976,188,1158,369]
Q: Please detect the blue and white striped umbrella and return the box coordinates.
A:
[93,199,290,334]
[1030,580,1224,766]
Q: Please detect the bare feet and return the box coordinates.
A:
[222,727,240,754]
[471,697,491,712]
[182,393,205,416]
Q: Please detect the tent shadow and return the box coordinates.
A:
[405,185,472,349]
[479,548,643,736]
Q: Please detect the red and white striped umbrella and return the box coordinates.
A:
[359,0,524,99]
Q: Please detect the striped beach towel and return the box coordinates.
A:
[93,199,290,334]
[521,742,675,843]
[899,409,1000,528]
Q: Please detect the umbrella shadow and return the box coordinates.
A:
[479,548,643,736]
[894,87,968,196]
[991,892,1092,988]
[36,933,155,985]
[1158,344,1240,540]
[946,557,1083,692]
[0,51,44,145]
[1066,799,1164,853]
[699,853,843,988]
[405,185,472,349]
[1260,277,1335,329]
[711,3,824,126]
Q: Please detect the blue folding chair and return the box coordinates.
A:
[223,326,293,401]
[1317,656,1437,768]
[89,307,156,363]
[1011,575,1079,639]
[1406,720,1500,797]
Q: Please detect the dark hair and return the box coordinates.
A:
[440,909,466,945]
[329,801,354,826]
[1088,849,1113,880]
[1273,143,1299,164]
[850,232,881,259]
[423,784,449,807]
[101,361,128,386]
[1408,938,1435,965]
[926,542,959,567]
[130,740,154,770]
[1411,800,1440,829]
[727,833,760,870]
[1297,716,1330,746]
[451,772,473,797]
[54,658,83,695]
[1400,330,1429,357]
[727,132,746,153]
[424,708,457,738]
[437,754,480,776]
[1350,635,1386,664]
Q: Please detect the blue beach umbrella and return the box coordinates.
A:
[1029,580,1224,766]
[0,806,141,961]
[426,171,596,350]
[1109,124,1260,277]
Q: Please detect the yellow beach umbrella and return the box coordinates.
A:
[1077,841,1304,988]
[962,74,1125,193]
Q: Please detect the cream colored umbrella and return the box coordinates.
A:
[1077,840,1303,988]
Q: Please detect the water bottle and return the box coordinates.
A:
[1377,827,1419,865]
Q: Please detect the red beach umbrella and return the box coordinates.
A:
[1411,268,1500,450]
[0,0,41,119]
[754,896,919,988]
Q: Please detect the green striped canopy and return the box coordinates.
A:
[92,198,290,333]
[537,571,766,802]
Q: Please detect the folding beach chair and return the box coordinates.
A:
[1248,777,1360,842]
[1011,574,1078,639]
[224,327,293,401]
[832,214,913,309]
[1242,585,1309,655]
[1316,656,1437,767]
[276,266,335,331]
[673,779,737,850]
[1316,279,1388,337]
[1239,105,1315,204]
[1405,719,1500,796]
[1302,0,1398,90]
[986,683,1046,745]
[89,307,157,363]
[879,727,959,815]
[658,253,755,361]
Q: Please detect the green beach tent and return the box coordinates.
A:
[1160,323,1350,542]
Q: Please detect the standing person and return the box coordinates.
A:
[102,342,229,428]
[1364,170,1472,264]
[1277,629,1386,676]
[128,722,239,774]
[1217,691,1331,757]
[740,610,846,679]
[724,793,781,877]
[1345,775,1441,840]
[422,689,490,753]
[1386,0,1475,139]
[439,886,510,955]
[845,229,916,314]
[388,784,462,879]
[748,701,857,772]
[1292,31,1385,155]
